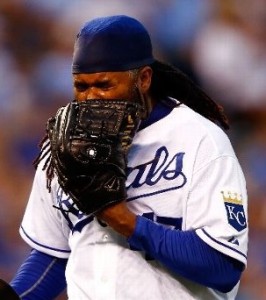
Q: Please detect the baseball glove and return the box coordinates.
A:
[40,99,142,215]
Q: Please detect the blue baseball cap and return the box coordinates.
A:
[72,15,155,73]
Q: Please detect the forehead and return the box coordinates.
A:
[73,71,130,83]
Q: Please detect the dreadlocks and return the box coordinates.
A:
[150,61,229,130]
[32,120,53,190]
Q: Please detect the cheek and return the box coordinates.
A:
[111,82,137,100]
[74,89,86,102]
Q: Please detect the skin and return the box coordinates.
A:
[73,66,153,237]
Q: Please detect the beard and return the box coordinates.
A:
[126,82,151,120]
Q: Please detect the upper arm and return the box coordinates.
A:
[185,155,248,266]
[20,164,71,258]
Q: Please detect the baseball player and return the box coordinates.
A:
[1,15,248,299]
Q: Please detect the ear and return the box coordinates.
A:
[137,66,153,94]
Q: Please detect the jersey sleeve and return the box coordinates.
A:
[184,155,248,266]
[19,164,71,259]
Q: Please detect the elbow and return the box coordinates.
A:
[216,275,241,293]
[214,260,244,293]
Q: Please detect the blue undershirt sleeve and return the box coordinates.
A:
[10,249,67,300]
[128,216,244,293]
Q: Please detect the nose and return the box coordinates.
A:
[85,88,104,100]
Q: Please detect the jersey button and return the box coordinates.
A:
[103,234,108,241]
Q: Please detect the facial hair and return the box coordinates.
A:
[126,81,152,120]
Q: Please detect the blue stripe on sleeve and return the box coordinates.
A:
[128,216,244,293]
[10,249,67,300]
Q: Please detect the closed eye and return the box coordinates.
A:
[94,81,113,90]
[74,82,89,92]
[74,80,113,92]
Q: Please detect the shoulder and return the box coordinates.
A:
[170,103,235,157]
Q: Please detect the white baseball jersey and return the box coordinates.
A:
[20,100,248,300]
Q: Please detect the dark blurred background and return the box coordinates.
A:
[0,0,265,299]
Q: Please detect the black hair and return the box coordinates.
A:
[150,60,229,130]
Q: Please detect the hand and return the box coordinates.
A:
[96,201,137,237]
